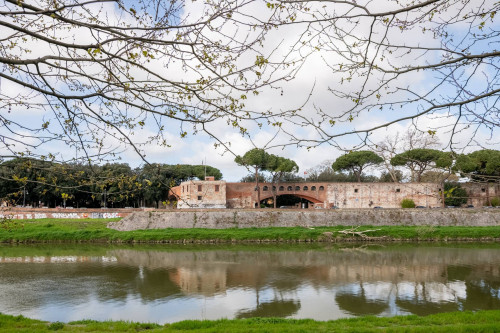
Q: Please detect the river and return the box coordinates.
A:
[0,243,499,323]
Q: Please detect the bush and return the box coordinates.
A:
[48,322,64,331]
[491,197,500,207]
[444,183,468,207]
[401,198,416,208]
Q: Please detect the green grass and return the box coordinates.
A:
[2,218,500,243]
[1,310,500,332]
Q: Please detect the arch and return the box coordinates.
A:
[263,186,269,191]
[287,186,293,191]
[272,186,276,191]
[279,186,284,191]
[259,193,323,204]
[303,186,308,191]
[311,186,316,191]
[295,186,300,191]
[319,186,325,191]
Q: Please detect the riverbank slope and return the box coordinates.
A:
[1,310,499,332]
[2,218,500,243]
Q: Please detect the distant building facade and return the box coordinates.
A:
[173,179,500,209]
[175,177,227,209]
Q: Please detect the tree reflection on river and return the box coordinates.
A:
[0,244,499,323]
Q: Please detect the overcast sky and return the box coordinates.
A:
[1,0,498,181]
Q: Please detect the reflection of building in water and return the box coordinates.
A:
[169,267,227,296]
[397,281,466,303]
[0,256,117,263]
[325,264,448,284]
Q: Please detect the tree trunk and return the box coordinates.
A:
[255,166,260,208]
[441,181,445,208]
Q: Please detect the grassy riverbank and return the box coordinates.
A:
[1,310,500,332]
[2,218,500,243]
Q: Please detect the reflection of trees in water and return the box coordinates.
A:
[335,281,390,316]
[2,246,500,318]
[236,299,301,318]
[135,268,181,300]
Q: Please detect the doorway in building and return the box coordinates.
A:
[261,195,314,209]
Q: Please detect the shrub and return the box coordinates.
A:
[491,197,500,207]
[444,183,468,207]
[48,322,64,330]
[401,198,416,208]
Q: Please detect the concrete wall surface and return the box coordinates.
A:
[108,208,500,231]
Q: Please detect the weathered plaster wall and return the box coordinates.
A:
[108,209,500,231]
[462,183,500,207]
[327,183,441,209]
[177,180,226,209]
[176,181,442,209]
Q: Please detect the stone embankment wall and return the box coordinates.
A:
[108,208,500,231]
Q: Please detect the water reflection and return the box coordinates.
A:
[0,244,500,323]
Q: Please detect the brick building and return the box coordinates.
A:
[171,179,476,209]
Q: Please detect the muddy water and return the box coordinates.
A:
[0,243,499,323]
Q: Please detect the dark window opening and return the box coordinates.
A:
[287,186,293,191]
[198,185,202,191]
[482,188,486,193]
[263,186,268,191]
[295,186,300,191]
[272,186,276,191]
[197,196,202,200]
[319,186,324,191]
[279,186,284,191]
[354,189,358,193]
[215,185,220,192]
[303,186,308,191]
[311,186,317,191]
[396,188,400,193]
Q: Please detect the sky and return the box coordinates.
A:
[0,0,498,181]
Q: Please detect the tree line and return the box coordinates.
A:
[0,159,222,208]
[236,147,499,207]
[239,148,500,184]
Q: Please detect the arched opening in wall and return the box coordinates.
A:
[260,194,318,209]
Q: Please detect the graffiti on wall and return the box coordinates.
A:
[0,212,122,219]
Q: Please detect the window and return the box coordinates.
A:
[311,186,316,191]
[198,185,202,191]
[482,188,486,193]
[295,186,300,191]
[215,185,220,192]
[354,188,358,193]
[263,186,269,191]
[182,186,184,193]
[287,186,293,191]
[279,186,284,191]
[396,188,400,193]
[303,186,308,191]
[319,186,324,191]
[272,186,276,191]
[197,196,202,200]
